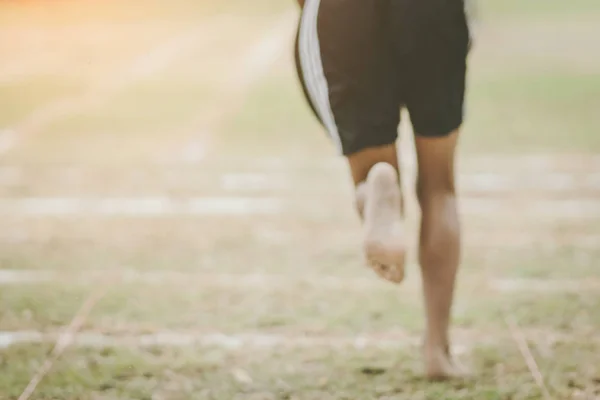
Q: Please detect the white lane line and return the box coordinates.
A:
[0,329,590,351]
[0,228,597,249]
[459,154,600,171]
[0,270,53,284]
[229,13,296,90]
[460,198,600,218]
[2,154,600,172]
[1,168,600,192]
[1,269,599,294]
[0,130,17,154]
[218,171,600,192]
[177,12,297,164]
[460,172,600,192]
[0,197,283,216]
[490,279,600,293]
[184,154,600,170]
[463,233,600,248]
[220,172,291,191]
[0,19,226,157]
[0,331,420,351]
[0,196,598,218]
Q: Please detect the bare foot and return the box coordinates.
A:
[361,162,405,284]
[424,345,469,381]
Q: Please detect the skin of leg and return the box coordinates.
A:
[414,129,463,379]
[347,144,400,186]
[348,144,401,216]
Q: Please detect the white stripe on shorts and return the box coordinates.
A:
[298,0,343,153]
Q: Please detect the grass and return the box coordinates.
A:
[464,70,600,153]
[220,57,600,156]
[1,12,295,164]
[0,282,599,337]
[0,0,599,398]
[0,156,598,195]
[0,269,599,334]
[480,0,600,18]
[0,213,599,276]
[0,213,599,283]
[1,340,599,399]
[4,0,600,162]
[219,71,329,158]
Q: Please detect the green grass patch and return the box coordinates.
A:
[0,343,55,397]
[1,339,599,399]
[222,65,600,156]
[219,70,332,158]
[480,0,600,19]
[1,279,598,334]
[464,70,600,153]
[472,245,599,279]
[0,283,420,333]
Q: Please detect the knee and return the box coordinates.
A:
[417,193,461,268]
[416,176,460,249]
[416,175,456,209]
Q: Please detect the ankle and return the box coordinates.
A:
[424,334,450,354]
[355,182,367,219]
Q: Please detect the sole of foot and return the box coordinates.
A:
[362,162,406,284]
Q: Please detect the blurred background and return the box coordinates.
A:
[0,0,599,398]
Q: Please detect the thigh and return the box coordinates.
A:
[396,0,471,138]
[296,0,399,156]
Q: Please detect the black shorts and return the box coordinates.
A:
[295,0,471,155]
